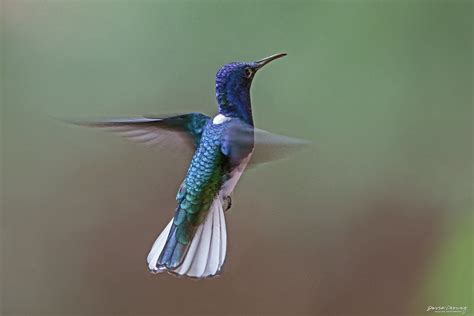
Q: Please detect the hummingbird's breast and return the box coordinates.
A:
[211,115,254,197]
[220,151,252,197]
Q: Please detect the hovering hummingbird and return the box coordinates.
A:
[67,53,307,278]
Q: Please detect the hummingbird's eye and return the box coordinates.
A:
[244,67,253,79]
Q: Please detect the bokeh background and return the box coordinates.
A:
[1,1,472,315]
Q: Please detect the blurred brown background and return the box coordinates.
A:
[1,1,472,315]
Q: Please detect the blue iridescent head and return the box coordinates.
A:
[215,53,287,125]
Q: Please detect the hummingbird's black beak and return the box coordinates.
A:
[255,53,287,70]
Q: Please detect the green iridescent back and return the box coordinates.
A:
[158,120,229,268]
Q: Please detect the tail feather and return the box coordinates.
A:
[218,200,227,268]
[203,205,221,275]
[147,196,227,278]
[146,220,173,273]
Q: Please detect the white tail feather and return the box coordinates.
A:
[147,220,173,273]
[204,204,221,275]
[147,196,227,278]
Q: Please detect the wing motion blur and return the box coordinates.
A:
[62,114,309,165]
[62,113,210,155]
[222,119,310,167]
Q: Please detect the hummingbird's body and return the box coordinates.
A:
[154,118,253,274]
[67,53,306,278]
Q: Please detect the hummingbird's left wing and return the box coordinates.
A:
[62,112,210,153]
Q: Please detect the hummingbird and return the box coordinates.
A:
[66,53,306,278]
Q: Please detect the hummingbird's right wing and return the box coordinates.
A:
[250,127,310,166]
[222,120,310,168]
[62,112,210,154]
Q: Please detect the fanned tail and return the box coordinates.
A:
[146,196,227,278]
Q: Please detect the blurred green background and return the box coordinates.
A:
[1,1,472,315]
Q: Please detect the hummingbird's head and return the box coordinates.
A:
[215,53,286,125]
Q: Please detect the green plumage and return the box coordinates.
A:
[175,122,225,244]
[158,121,231,268]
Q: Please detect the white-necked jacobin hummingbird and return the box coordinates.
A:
[66,53,307,278]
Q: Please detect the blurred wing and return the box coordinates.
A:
[62,112,210,153]
[251,127,310,166]
[222,120,309,167]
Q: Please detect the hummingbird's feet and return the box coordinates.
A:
[224,195,232,212]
